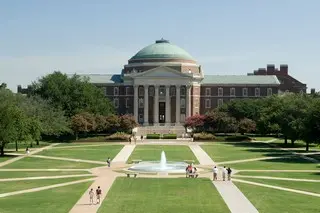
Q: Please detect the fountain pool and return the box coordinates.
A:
[128,151,188,173]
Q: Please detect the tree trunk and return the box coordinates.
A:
[30,141,33,148]
[75,132,78,140]
[284,136,288,144]
[0,146,4,156]
[36,140,39,146]
[15,141,18,152]
[291,139,295,146]
[306,141,309,152]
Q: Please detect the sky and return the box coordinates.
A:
[1,0,319,92]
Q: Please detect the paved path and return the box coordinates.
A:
[69,168,119,213]
[233,178,320,197]
[233,175,320,182]
[0,144,58,168]
[0,177,95,198]
[112,144,135,163]
[0,168,90,172]
[217,155,294,165]
[213,181,259,213]
[189,144,215,165]
[0,174,94,182]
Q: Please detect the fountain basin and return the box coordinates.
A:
[128,161,188,173]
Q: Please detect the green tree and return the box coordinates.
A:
[238,118,256,135]
[71,114,88,140]
[30,71,114,117]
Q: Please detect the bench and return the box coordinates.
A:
[126,173,138,178]
[131,159,142,164]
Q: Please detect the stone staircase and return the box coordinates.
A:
[136,125,186,137]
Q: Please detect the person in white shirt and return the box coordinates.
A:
[222,166,227,181]
[213,166,218,181]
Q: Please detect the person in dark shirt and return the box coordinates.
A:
[96,186,102,204]
[227,167,232,181]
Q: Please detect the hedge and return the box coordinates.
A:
[193,132,216,141]
[162,134,177,139]
[146,134,161,139]
[224,135,251,141]
[105,132,130,141]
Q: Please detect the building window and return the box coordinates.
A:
[125,98,129,108]
[113,98,119,108]
[159,87,165,96]
[149,87,154,96]
[218,99,223,107]
[138,98,144,108]
[242,88,248,97]
[180,87,186,96]
[181,98,186,108]
[170,87,176,96]
[113,87,119,96]
[230,88,235,97]
[138,87,144,96]
[255,88,260,97]
[267,88,273,96]
[205,88,211,96]
[138,114,143,123]
[218,88,223,97]
[205,99,211,108]
[125,87,130,96]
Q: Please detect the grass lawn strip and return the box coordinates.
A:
[0,180,93,213]
[37,145,123,162]
[4,141,51,150]
[201,142,289,162]
[127,145,199,164]
[0,156,16,163]
[236,171,320,180]
[0,177,90,194]
[0,171,91,179]
[225,156,319,170]
[98,178,229,213]
[234,182,320,213]
[2,157,101,169]
[235,177,320,194]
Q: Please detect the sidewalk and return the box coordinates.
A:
[112,145,135,163]
[189,144,215,165]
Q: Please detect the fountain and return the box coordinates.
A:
[127,151,188,173]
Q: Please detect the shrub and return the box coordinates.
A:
[105,132,130,141]
[146,134,161,139]
[162,134,177,139]
[76,136,106,142]
[224,135,251,141]
[193,132,216,141]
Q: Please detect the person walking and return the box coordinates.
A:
[106,157,111,167]
[134,136,137,144]
[227,167,232,181]
[140,135,144,142]
[222,166,227,181]
[96,186,102,204]
[213,166,218,181]
[89,188,94,204]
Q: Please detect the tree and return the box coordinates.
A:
[119,114,137,133]
[238,118,256,134]
[71,114,88,140]
[105,115,121,133]
[95,114,108,133]
[30,71,115,117]
[205,110,238,133]
[184,115,206,133]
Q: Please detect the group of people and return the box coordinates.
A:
[89,186,102,205]
[129,135,144,144]
[185,164,198,178]
[213,166,232,181]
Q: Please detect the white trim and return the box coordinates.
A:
[255,88,260,97]
[113,87,119,96]
[205,88,211,96]
[125,62,199,68]
[113,98,119,108]
[242,88,248,97]
[125,98,129,108]
[230,87,235,96]
[205,99,211,108]
[218,87,223,97]
[125,86,130,95]
[218,99,223,107]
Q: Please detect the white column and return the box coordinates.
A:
[175,85,181,124]
[133,85,138,122]
[154,85,159,124]
[144,85,149,125]
[165,85,171,125]
[186,85,191,118]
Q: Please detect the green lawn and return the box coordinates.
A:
[0,155,16,163]
[2,157,101,169]
[253,137,277,141]
[201,142,290,162]
[0,171,91,179]
[98,178,229,213]
[225,156,319,170]
[37,145,123,162]
[236,171,320,180]
[4,141,51,150]
[127,145,198,163]
[235,177,320,194]
[235,182,320,213]
[270,140,320,151]
[56,142,110,147]
[0,177,90,194]
[0,181,93,213]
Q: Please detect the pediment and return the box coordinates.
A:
[133,66,191,79]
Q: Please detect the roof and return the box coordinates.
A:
[130,39,195,61]
[202,75,280,85]
[77,74,122,84]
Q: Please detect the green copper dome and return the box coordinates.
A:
[130,39,195,61]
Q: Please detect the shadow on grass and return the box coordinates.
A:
[0,154,16,159]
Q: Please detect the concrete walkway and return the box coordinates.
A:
[189,144,215,165]
[213,181,259,213]
[233,175,320,182]
[0,144,58,168]
[233,178,320,198]
[112,145,135,163]
[0,174,94,182]
[0,177,95,198]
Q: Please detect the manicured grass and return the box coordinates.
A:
[127,145,198,164]
[0,155,16,163]
[0,177,90,194]
[0,171,91,179]
[235,182,320,213]
[98,178,229,213]
[235,177,320,194]
[0,181,93,213]
[56,142,109,147]
[308,154,320,161]
[225,156,319,170]
[253,137,276,141]
[37,145,123,162]
[236,171,320,180]
[3,157,101,169]
[201,142,289,162]
[4,141,51,150]
[270,140,320,151]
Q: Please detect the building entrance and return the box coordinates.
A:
[159,102,165,123]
